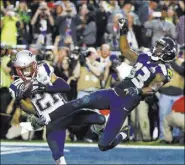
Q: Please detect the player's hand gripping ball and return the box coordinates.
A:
[16,81,33,100]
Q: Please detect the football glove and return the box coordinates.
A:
[32,82,46,96]
[123,87,143,96]
[15,81,33,103]
[118,18,129,35]
[28,115,45,129]
[28,114,47,128]
[15,83,25,101]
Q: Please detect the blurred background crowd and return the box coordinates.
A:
[0,0,184,144]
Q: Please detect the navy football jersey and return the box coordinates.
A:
[127,52,172,89]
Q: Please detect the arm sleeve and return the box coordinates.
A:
[46,78,71,93]
[144,20,154,29]
[9,84,16,99]
[170,61,185,77]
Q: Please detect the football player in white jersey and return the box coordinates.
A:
[9,50,106,165]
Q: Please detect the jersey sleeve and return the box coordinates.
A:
[9,83,16,99]
[42,62,54,77]
[137,53,150,63]
[9,79,23,99]
[37,62,54,85]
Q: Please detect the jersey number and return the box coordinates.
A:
[130,62,151,88]
[34,93,64,112]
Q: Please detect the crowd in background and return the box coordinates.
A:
[0,0,184,144]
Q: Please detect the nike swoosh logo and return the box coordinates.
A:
[123,107,129,111]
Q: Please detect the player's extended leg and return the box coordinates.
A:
[98,90,141,151]
[71,110,106,126]
[49,89,113,123]
[46,127,67,165]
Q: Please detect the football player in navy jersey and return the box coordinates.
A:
[9,50,106,164]
[35,18,177,152]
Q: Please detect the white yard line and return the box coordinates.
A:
[1,142,184,150]
[1,146,70,155]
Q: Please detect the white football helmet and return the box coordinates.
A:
[14,50,37,81]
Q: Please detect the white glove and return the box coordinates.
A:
[20,122,43,134]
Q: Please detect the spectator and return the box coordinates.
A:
[131,101,152,141]
[81,12,97,47]
[76,4,89,46]
[54,47,69,65]
[106,13,122,51]
[75,47,102,98]
[165,5,178,25]
[134,0,159,48]
[134,1,150,25]
[70,47,102,142]
[62,0,77,16]
[55,3,78,48]
[144,9,176,46]
[158,52,184,141]
[54,1,65,17]
[176,15,185,45]
[148,0,159,21]
[108,0,133,23]
[16,1,32,45]
[163,46,185,144]
[163,96,184,144]
[0,46,14,138]
[174,1,185,18]
[54,57,77,100]
[98,44,119,88]
[95,3,108,47]
[31,1,54,46]
[127,13,139,50]
[0,0,6,17]
[1,5,20,46]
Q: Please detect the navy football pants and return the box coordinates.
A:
[49,89,141,151]
[46,111,105,160]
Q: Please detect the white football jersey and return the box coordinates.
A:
[9,62,66,116]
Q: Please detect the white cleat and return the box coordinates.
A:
[56,156,67,165]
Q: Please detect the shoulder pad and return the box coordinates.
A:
[38,62,54,77]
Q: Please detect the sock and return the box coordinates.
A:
[108,132,128,150]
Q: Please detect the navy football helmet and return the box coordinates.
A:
[151,37,177,62]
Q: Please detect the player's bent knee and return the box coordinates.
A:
[98,115,106,125]
[98,136,110,151]
[98,143,109,151]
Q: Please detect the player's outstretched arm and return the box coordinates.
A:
[119,18,138,63]
[34,73,71,94]
[142,73,166,95]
